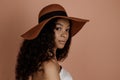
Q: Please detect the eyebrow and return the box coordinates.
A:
[56,22,70,28]
[56,22,63,26]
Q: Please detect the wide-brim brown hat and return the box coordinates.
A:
[21,4,89,40]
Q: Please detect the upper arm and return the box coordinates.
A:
[43,60,60,80]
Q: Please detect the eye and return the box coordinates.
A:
[66,29,69,32]
[66,28,70,32]
[55,23,62,31]
[55,27,62,31]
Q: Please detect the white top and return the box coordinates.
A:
[60,68,73,80]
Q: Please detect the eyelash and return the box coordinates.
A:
[66,29,70,32]
[55,27,70,32]
[55,27,62,31]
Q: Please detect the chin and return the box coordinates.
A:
[58,46,65,49]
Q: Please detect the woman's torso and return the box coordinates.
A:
[29,59,73,80]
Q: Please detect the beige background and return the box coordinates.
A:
[0,0,120,80]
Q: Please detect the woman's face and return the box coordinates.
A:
[54,18,70,49]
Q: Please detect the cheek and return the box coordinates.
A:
[54,32,59,43]
[66,33,69,40]
[54,31,60,39]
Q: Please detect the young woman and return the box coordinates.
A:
[15,4,89,80]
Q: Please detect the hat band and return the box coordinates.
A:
[39,11,67,23]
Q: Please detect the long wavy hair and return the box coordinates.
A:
[15,18,72,80]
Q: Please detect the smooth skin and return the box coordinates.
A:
[30,18,70,80]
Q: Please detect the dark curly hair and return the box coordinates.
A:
[15,18,72,80]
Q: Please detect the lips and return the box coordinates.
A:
[58,40,66,44]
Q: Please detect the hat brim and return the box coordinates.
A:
[21,16,89,40]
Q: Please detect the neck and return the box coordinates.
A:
[53,48,57,60]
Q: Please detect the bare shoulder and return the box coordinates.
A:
[42,59,59,71]
[42,59,60,80]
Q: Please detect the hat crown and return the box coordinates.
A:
[39,4,66,19]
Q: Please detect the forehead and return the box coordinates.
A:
[56,18,70,26]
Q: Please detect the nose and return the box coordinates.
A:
[61,31,68,38]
